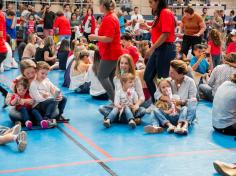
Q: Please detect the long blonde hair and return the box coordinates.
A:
[115,54,136,78]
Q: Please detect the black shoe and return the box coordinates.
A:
[57,115,70,123]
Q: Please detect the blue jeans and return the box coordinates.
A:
[99,104,146,119]
[18,107,43,122]
[153,106,188,126]
[106,106,134,123]
[198,84,213,102]
[144,43,176,102]
[212,55,221,68]
[59,35,71,42]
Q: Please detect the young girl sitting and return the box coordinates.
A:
[103,73,137,129]
[145,78,189,134]
[10,78,48,129]
[87,50,108,100]
[69,50,90,93]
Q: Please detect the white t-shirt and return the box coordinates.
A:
[131,14,143,22]
[84,16,91,33]
[86,65,106,96]
[114,88,138,106]
[29,78,59,105]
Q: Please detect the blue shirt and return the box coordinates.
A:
[190,56,209,74]
[6,17,16,39]
[119,16,125,34]
[212,81,236,129]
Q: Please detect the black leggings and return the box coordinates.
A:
[92,93,109,100]
[214,124,236,136]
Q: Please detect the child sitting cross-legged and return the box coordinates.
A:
[10,78,47,129]
[103,73,137,129]
[29,61,67,125]
[144,78,188,134]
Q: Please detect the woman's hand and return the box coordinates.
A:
[88,34,98,41]
[55,94,63,102]
[145,47,154,59]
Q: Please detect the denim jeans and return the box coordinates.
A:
[144,43,176,102]
[56,96,67,115]
[99,104,146,119]
[153,106,188,126]
[59,35,71,42]
[18,107,43,122]
[198,84,213,102]
[212,55,221,68]
[35,98,58,119]
[106,106,134,123]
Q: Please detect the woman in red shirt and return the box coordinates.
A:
[53,11,71,42]
[89,0,122,101]
[82,7,96,42]
[144,0,176,102]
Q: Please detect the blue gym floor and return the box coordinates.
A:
[0,69,236,176]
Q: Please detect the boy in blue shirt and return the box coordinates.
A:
[190,44,210,74]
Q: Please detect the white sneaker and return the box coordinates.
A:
[103,119,111,128]
[11,124,21,136]
[128,119,136,129]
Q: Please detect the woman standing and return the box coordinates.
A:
[179,6,206,56]
[82,8,96,42]
[144,0,176,102]
[89,0,122,101]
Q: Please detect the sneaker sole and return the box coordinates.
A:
[144,126,163,134]
[12,125,21,135]
[17,132,27,152]
[129,123,136,129]
[103,122,110,128]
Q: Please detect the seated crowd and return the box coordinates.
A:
[0,0,236,155]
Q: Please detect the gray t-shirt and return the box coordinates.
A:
[212,81,236,129]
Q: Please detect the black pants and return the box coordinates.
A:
[214,123,236,136]
[144,43,176,102]
[92,93,109,100]
[181,35,202,56]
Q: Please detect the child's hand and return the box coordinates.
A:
[130,104,139,114]
[116,104,123,110]
[19,99,24,105]
[42,92,50,99]
[55,94,63,101]
[24,99,34,105]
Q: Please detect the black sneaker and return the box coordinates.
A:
[16,131,27,152]
[57,115,70,123]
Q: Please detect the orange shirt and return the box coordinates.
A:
[98,12,122,61]
[182,13,203,36]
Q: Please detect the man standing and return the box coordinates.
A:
[42,4,55,38]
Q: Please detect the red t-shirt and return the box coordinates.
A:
[123,45,139,64]
[53,16,71,35]
[0,12,7,53]
[10,92,32,110]
[98,12,122,60]
[151,8,175,44]
[208,40,221,56]
[226,42,236,55]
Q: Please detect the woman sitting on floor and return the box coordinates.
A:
[199,52,236,102]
